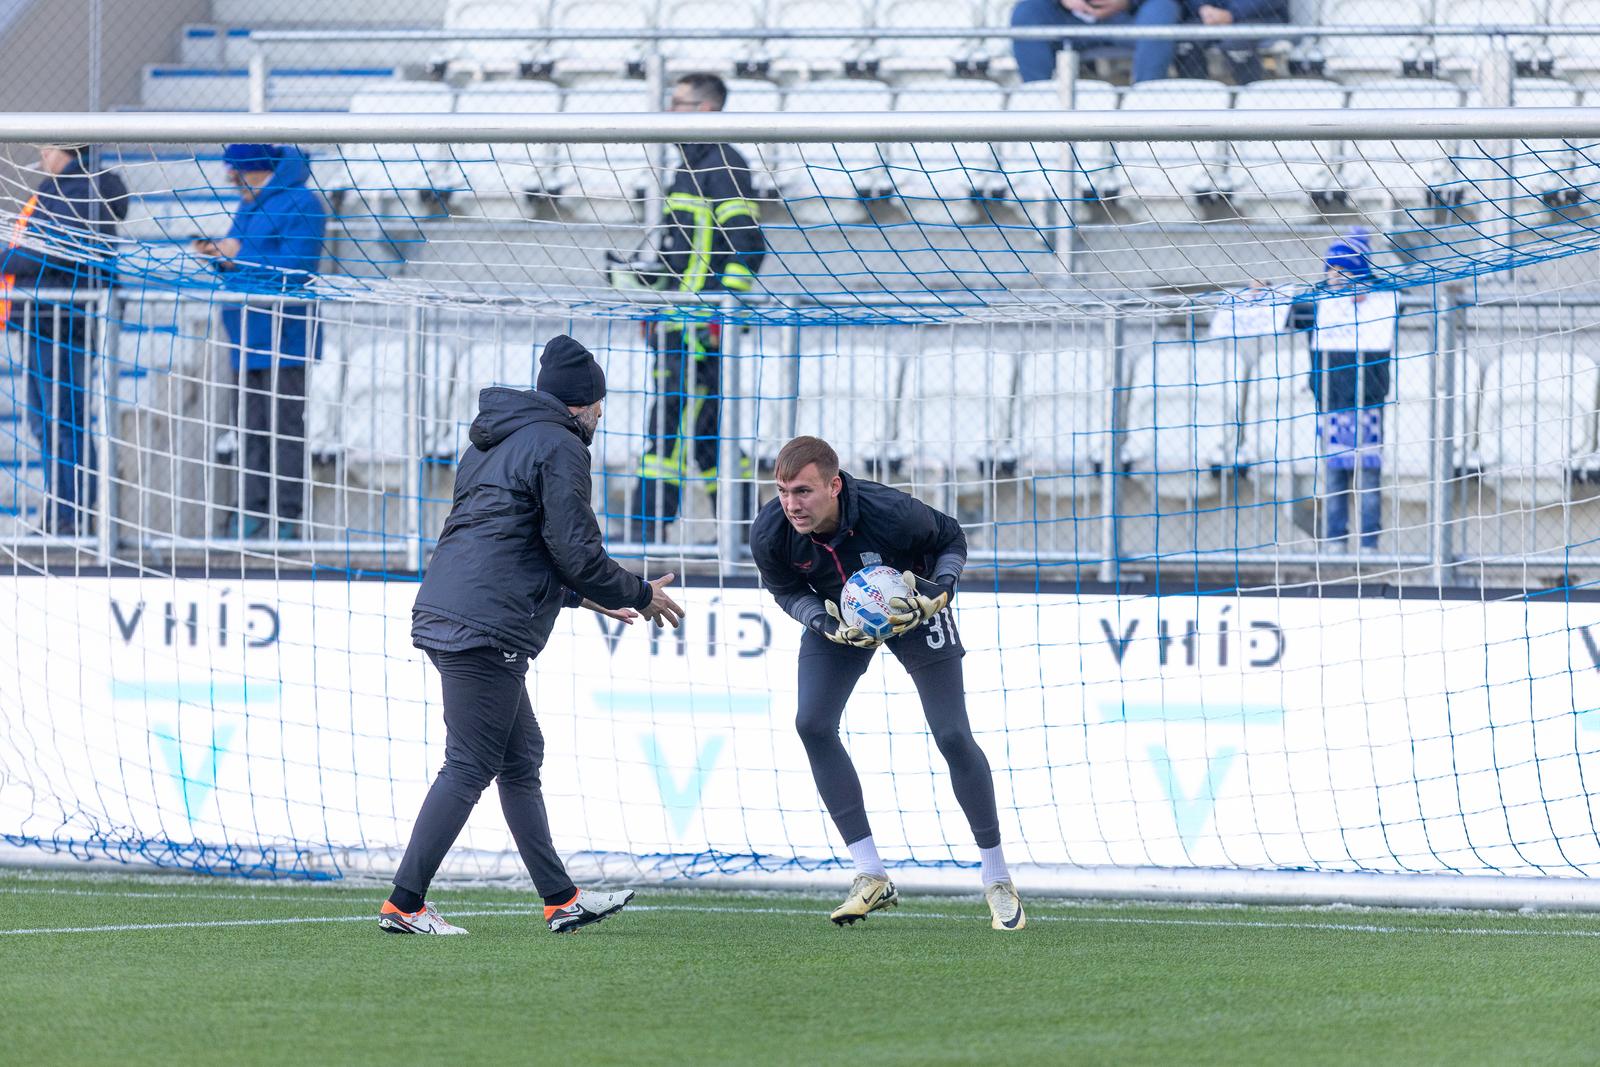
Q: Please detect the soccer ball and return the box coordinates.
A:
[840,565,911,640]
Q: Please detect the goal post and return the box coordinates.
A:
[6,109,1600,908]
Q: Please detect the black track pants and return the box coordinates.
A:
[793,620,1001,850]
[392,647,575,900]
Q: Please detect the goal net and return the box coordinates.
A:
[5,106,1600,904]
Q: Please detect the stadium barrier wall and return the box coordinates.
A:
[8,574,1600,908]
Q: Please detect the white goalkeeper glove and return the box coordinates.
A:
[814,600,883,649]
[887,571,953,636]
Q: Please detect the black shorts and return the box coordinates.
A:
[798,605,965,673]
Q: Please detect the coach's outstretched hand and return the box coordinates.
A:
[887,571,952,636]
[817,601,882,648]
[642,572,685,629]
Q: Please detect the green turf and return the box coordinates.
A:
[3,869,1599,1066]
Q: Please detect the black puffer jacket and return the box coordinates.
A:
[412,388,652,656]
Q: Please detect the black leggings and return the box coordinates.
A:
[795,630,1001,850]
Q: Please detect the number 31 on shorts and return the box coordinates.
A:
[924,607,959,649]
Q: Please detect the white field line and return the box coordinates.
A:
[6,900,1600,938]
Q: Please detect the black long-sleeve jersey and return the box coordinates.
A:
[751,471,967,632]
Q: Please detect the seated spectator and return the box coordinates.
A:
[192,143,327,542]
[1173,0,1290,84]
[1289,230,1400,552]
[1011,0,1183,84]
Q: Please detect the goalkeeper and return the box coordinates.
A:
[380,336,685,936]
[609,72,766,544]
[750,436,1024,931]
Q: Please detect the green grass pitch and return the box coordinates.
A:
[4,868,1600,1066]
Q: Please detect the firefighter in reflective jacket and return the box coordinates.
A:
[611,73,766,543]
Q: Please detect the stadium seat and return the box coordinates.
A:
[1477,350,1600,506]
[1457,80,1585,210]
[1549,0,1600,81]
[658,0,766,72]
[1242,335,1319,477]
[555,80,659,222]
[870,0,987,78]
[1432,0,1547,75]
[776,80,896,223]
[1015,346,1113,495]
[331,83,457,212]
[1229,80,1348,211]
[1336,80,1465,211]
[1122,336,1249,499]
[305,337,348,465]
[1317,0,1433,77]
[592,340,654,475]
[1379,330,1484,503]
[338,335,411,489]
[435,0,549,79]
[774,330,909,474]
[1115,80,1233,216]
[897,336,1016,478]
[721,78,784,200]
[997,80,1120,205]
[891,79,1008,218]
[548,0,655,77]
[766,0,874,75]
[441,82,564,211]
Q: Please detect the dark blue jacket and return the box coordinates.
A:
[216,147,327,370]
[2,155,128,295]
[1183,0,1288,23]
[412,388,653,658]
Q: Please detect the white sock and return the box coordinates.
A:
[847,835,887,879]
[979,844,1010,887]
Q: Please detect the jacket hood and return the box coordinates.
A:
[256,147,313,198]
[468,387,578,451]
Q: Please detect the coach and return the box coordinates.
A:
[381,335,684,936]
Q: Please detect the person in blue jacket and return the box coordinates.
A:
[1174,0,1290,84]
[193,143,327,540]
[1,143,128,536]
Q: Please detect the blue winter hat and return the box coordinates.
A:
[1324,228,1374,278]
[222,143,280,173]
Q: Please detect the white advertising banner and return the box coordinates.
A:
[5,577,1600,878]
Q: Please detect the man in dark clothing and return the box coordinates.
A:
[610,73,766,544]
[380,335,685,936]
[1174,0,1290,84]
[750,436,1025,932]
[192,143,327,541]
[1,143,128,536]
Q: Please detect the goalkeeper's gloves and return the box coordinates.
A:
[887,572,954,636]
[812,601,883,649]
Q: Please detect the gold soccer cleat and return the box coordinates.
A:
[829,874,899,926]
[985,880,1026,931]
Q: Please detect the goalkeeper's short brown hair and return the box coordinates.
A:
[775,436,839,483]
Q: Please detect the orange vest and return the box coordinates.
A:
[1,194,41,330]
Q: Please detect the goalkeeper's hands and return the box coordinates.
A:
[812,601,883,649]
[887,571,953,636]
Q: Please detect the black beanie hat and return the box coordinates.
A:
[536,335,606,407]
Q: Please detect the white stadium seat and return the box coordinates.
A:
[444,82,564,208]
[436,0,548,77]
[1116,80,1233,215]
[767,0,873,73]
[1337,80,1464,210]
[871,0,985,76]
[1550,0,1600,80]
[1016,347,1113,494]
[1230,80,1347,210]
[1478,351,1600,505]
[999,80,1119,204]
[333,83,456,208]
[556,80,660,221]
[658,0,765,70]
[721,78,784,199]
[1433,0,1547,72]
[549,0,655,75]
[897,337,1016,478]
[1242,337,1319,477]
[591,340,654,474]
[774,331,909,473]
[891,79,1008,215]
[339,336,411,489]
[1318,0,1433,75]
[777,80,896,222]
[1122,338,1249,499]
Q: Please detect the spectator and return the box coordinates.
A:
[608,73,766,544]
[1010,0,1184,84]
[193,143,327,541]
[1,143,128,537]
[1174,0,1290,84]
[1290,230,1400,551]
